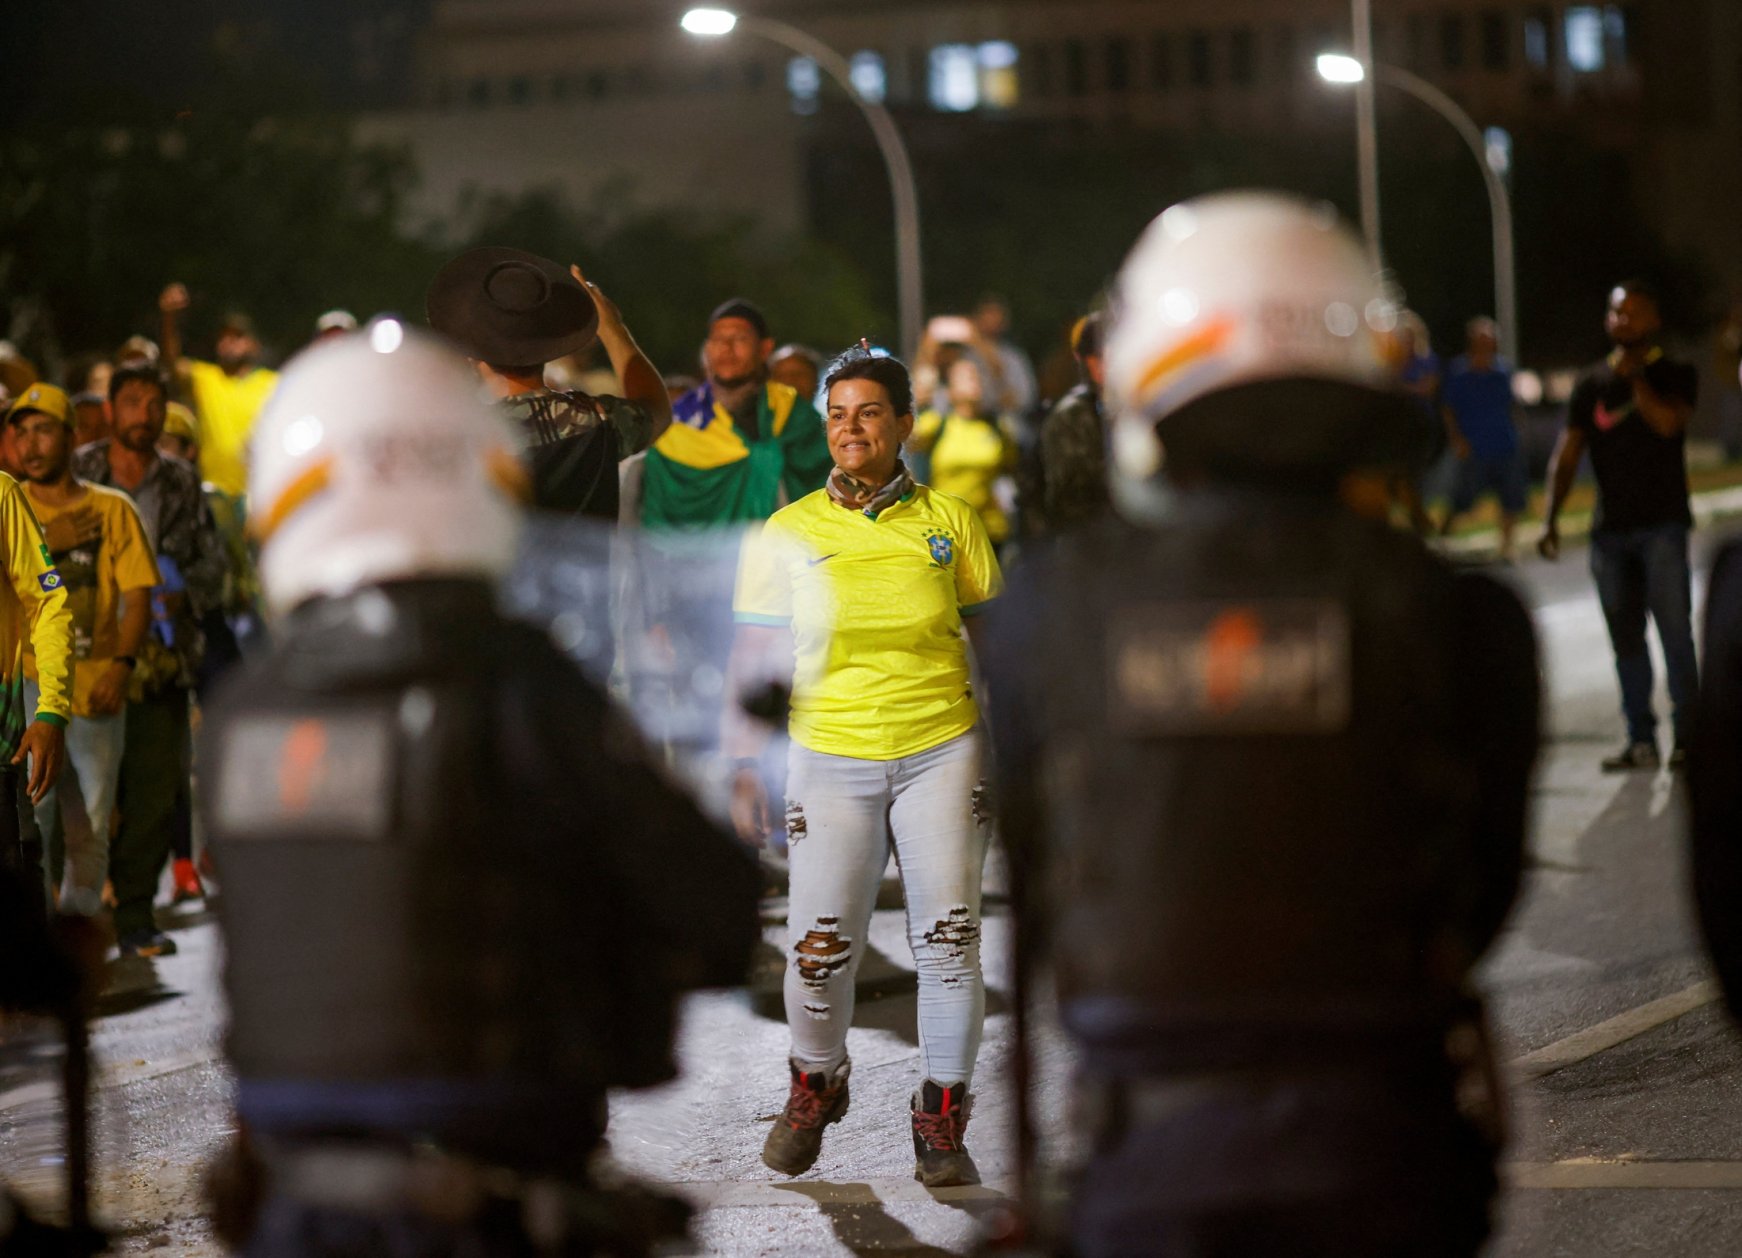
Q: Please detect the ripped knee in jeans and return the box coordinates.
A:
[794,916,853,992]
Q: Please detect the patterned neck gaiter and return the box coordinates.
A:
[826,460,915,518]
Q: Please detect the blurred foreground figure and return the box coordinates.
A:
[202,325,761,1256]
[0,862,103,1254]
[985,195,1540,1258]
[1689,537,1742,1012]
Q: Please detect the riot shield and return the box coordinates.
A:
[504,517,824,841]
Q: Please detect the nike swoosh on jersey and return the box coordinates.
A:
[806,553,841,566]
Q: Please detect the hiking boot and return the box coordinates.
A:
[116,929,178,959]
[1601,741,1660,773]
[171,858,205,904]
[762,1059,850,1176]
[911,1079,979,1188]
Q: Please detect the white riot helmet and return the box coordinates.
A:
[1106,192,1404,500]
[248,320,528,615]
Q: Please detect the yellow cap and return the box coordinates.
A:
[162,402,199,443]
[4,383,72,428]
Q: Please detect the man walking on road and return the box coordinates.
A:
[14,383,158,919]
[0,387,73,893]
[1439,317,1524,559]
[640,299,833,529]
[74,363,226,956]
[1039,312,1110,531]
[1540,281,1699,772]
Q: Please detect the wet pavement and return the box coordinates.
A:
[8,527,1742,1255]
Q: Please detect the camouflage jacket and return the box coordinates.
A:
[1040,384,1110,532]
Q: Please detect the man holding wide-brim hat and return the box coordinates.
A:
[428,247,671,520]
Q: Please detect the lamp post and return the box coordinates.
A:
[681,7,924,357]
[1317,54,1520,366]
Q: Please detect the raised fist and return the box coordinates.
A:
[159,283,190,314]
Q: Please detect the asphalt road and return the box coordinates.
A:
[7,525,1742,1256]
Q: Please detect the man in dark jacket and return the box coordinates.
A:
[206,325,760,1256]
[1038,311,1110,531]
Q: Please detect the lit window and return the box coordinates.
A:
[850,51,886,102]
[1484,126,1512,179]
[1566,6,1605,71]
[980,40,1020,108]
[1524,14,1550,68]
[788,56,820,114]
[929,44,979,111]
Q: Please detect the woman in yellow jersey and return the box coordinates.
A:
[908,356,1019,546]
[729,347,1001,1189]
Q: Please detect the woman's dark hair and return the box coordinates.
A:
[108,361,169,404]
[822,344,913,417]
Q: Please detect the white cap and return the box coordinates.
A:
[315,309,359,334]
[248,319,528,615]
[1106,192,1398,486]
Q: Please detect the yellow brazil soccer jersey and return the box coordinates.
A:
[733,484,1002,761]
[187,360,278,497]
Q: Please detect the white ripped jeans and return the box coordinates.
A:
[783,728,990,1086]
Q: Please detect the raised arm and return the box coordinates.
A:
[1632,370,1695,438]
[569,265,671,444]
[159,283,191,378]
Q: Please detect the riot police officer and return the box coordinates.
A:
[201,323,762,1256]
[984,195,1540,1257]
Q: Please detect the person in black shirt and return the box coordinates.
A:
[427,246,671,520]
[1540,280,1700,771]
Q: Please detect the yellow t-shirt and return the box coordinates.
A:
[733,484,1002,760]
[0,476,72,742]
[23,484,160,718]
[188,360,278,497]
[910,411,1018,542]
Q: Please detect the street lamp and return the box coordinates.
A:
[1317,53,1521,366]
[681,7,925,357]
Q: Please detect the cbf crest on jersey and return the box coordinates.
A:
[926,531,955,568]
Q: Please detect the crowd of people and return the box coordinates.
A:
[0,191,1727,1257]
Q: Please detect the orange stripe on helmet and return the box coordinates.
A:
[1133,315,1238,403]
[252,457,334,543]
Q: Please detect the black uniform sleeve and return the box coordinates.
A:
[979,563,1053,955]
[1451,571,1541,956]
[1690,541,1742,1017]
[516,648,762,994]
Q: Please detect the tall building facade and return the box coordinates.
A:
[365,0,1741,308]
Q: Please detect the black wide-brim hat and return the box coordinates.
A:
[425,246,599,366]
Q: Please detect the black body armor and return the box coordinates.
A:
[204,579,760,1175]
[988,493,1540,1075]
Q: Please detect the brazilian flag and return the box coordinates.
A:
[641,381,833,529]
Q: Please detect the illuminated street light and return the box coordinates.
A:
[680,8,738,37]
[1316,53,1366,84]
[680,7,924,354]
[1318,53,1520,365]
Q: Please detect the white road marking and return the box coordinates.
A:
[1507,1159,1742,1190]
[1512,981,1719,1081]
